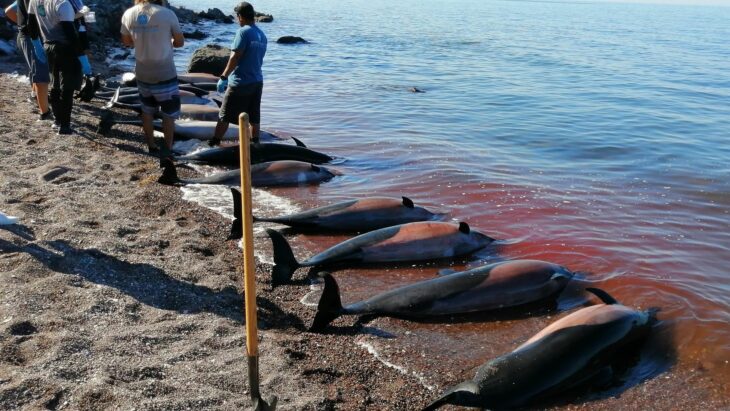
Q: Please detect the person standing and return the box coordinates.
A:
[5,0,52,121]
[120,0,184,162]
[26,0,83,135]
[209,2,267,147]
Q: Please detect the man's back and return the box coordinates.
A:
[121,3,181,83]
[28,0,74,44]
[229,24,267,87]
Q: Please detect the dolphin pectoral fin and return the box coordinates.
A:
[437,268,458,276]
[309,273,344,333]
[402,196,415,208]
[266,229,300,287]
[422,381,480,411]
[291,136,307,148]
[586,287,619,305]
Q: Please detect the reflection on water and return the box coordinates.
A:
[172,0,730,400]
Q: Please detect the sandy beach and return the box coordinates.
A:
[1,38,729,411]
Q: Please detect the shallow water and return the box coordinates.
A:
[170,0,730,399]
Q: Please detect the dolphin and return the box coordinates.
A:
[98,84,209,98]
[310,260,575,331]
[107,98,221,121]
[103,90,215,106]
[97,112,285,142]
[228,188,443,239]
[422,288,657,410]
[178,72,220,84]
[265,222,495,286]
[174,138,333,166]
[158,161,338,188]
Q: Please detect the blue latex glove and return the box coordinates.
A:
[78,55,92,75]
[216,78,228,93]
[31,38,46,64]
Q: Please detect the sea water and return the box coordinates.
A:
[169,0,730,397]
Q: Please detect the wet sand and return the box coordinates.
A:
[0,53,728,410]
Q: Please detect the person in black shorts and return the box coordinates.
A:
[210,2,267,146]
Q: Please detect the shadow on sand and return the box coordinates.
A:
[0,237,301,328]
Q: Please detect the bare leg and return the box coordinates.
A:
[141,112,156,149]
[34,83,49,114]
[209,118,229,146]
[162,116,175,150]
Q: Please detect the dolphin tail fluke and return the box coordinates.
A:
[422,382,480,411]
[586,287,619,305]
[309,273,343,332]
[158,162,181,186]
[227,187,243,240]
[265,228,299,287]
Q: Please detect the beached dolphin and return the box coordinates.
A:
[310,260,576,331]
[179,72,220,84]
[158,161,338,187]
[174,138,333,166]
[99,84,210,98]
[107,98,220,121]
[228,188,443,239]
[102,90,215,106]
[422,288,657,410]
[97,113,285,142]
[265,222,495,286]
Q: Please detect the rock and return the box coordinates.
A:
[255,12,274,23]
[277,36,308,45]
[187,44,231,76]
[184,30,207,40]
[169,5,200,24]
[198,8,233,24]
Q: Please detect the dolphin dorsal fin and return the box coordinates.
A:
[402,196,414,208]
[311,164,321,172]
[292,136,307,147]
[586,287,619,305]
[458,222,470,234]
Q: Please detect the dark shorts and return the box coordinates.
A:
[219,82,263,125]
[137,77,181,119]
[17,33,50,84]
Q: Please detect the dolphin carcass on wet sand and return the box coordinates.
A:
[174,138,333,166]
[310,259,576,331]
[422,288,657,410]
[158,161,339,188]
[265,222,496,286]
[227,188,444,239]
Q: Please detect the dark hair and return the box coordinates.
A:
[234,2,255,20]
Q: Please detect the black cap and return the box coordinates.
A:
[234,2,255,19]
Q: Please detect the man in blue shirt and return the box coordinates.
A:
[210,2,266,146]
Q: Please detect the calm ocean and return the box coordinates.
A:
[171,0,730,397]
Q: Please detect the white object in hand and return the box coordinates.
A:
[0,211,19,225]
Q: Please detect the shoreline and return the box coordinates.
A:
[2,10,729,410]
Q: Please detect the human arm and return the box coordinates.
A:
[171,12,184,48]
[4,2,18,24]
[120,11,134,48]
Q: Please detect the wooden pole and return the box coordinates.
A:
[238,113,277,410]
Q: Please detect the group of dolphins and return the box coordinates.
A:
[103,73,658,409]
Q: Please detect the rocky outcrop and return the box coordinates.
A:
[187,44,230,75]
[198,8,233,24]
[184,29,207,40]
[256,12,273,23]
[277,36,308,45]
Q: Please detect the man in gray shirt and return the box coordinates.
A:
[121,0,184,162]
